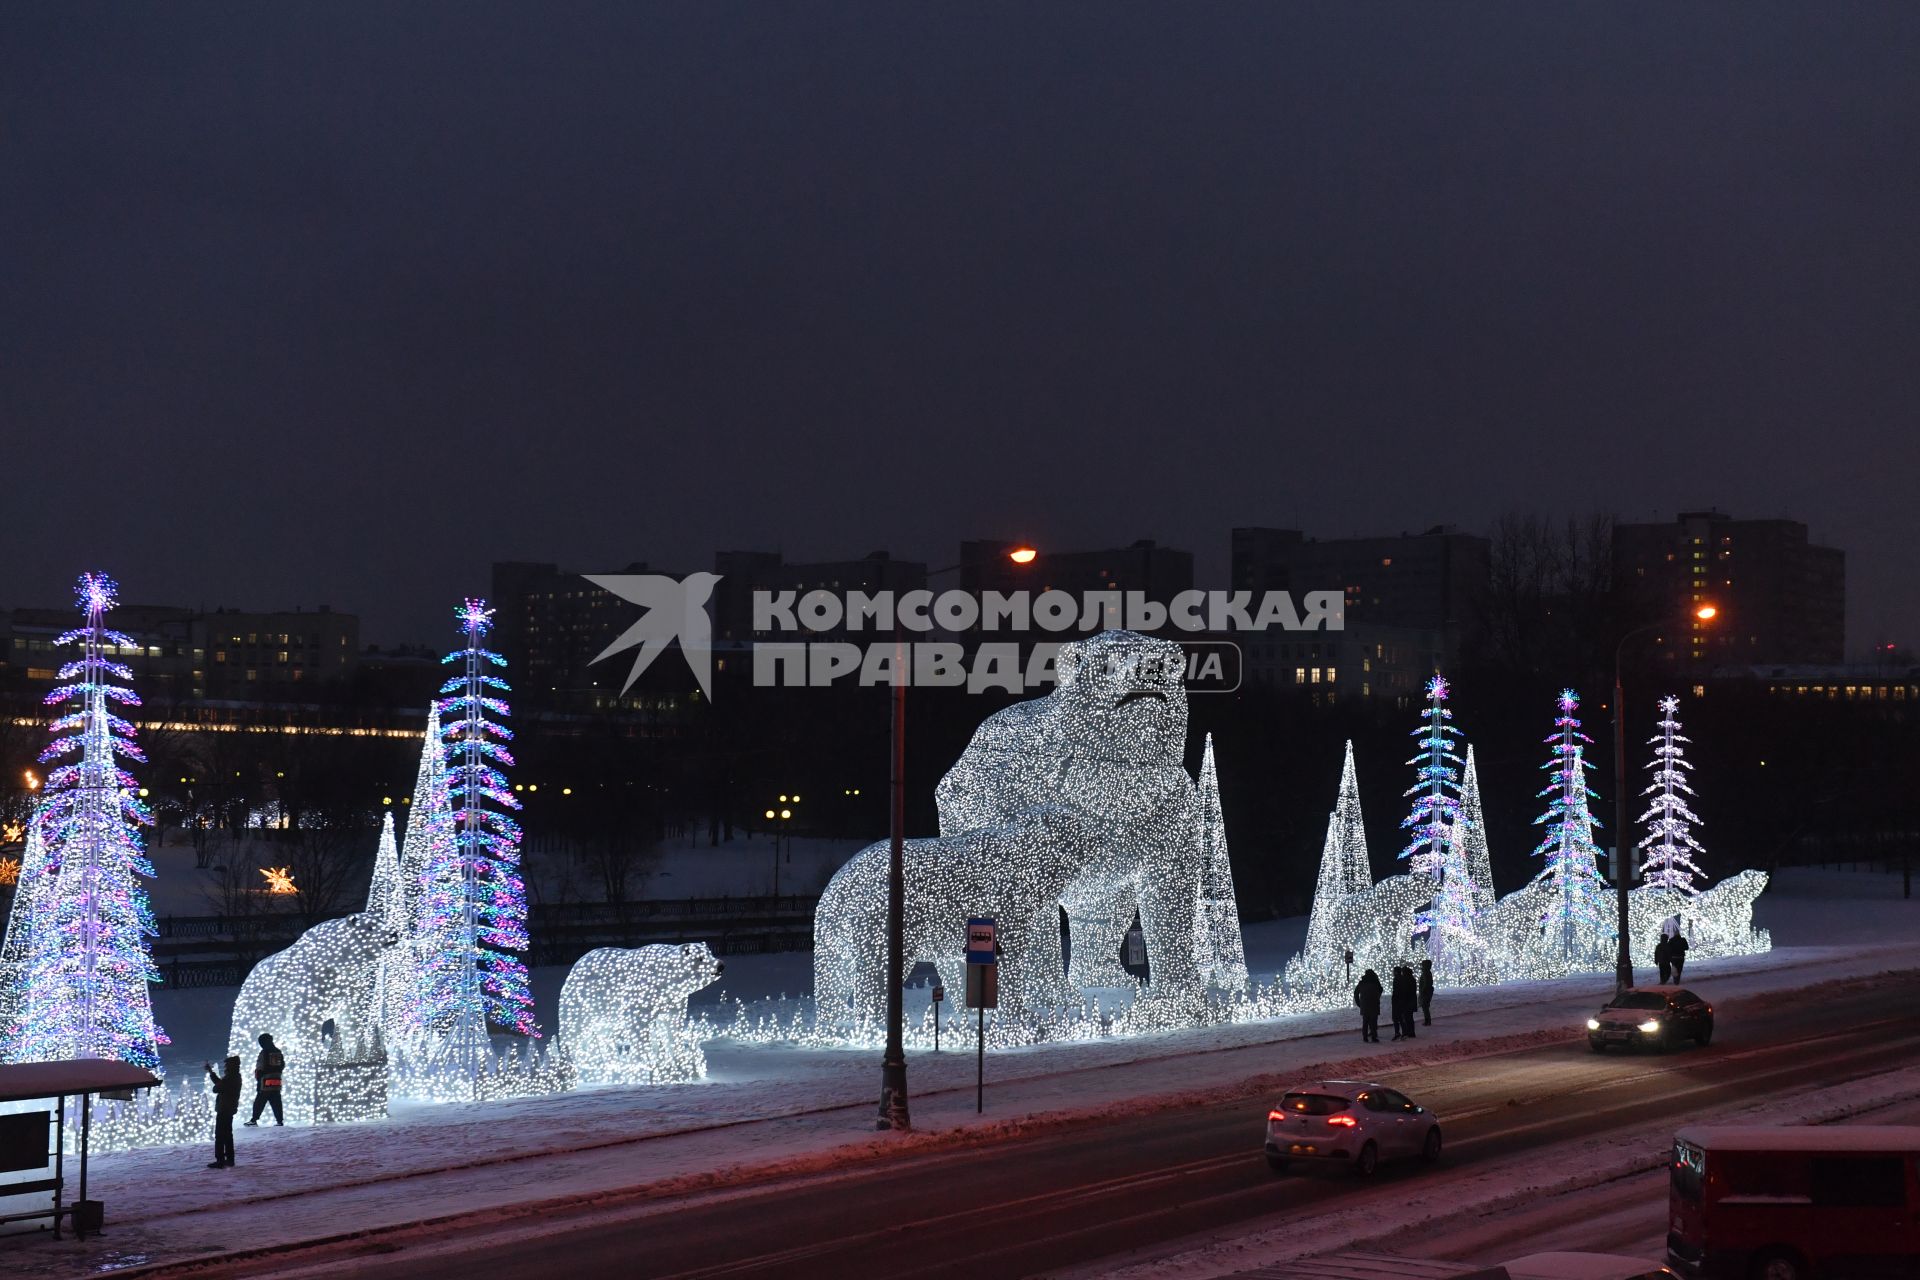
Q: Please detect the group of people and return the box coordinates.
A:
[1656,929,1691,984]
[202,1033,287,1168]
[1352,959,1433,1043]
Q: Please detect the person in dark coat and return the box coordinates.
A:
[1654,934,1673,984]
[1418,959,1434,1027]
[1354,969,1383,1042]
[206,1055,242,1168]
[1390,965,1417,1040]
[1669,931,1689,981]
[247,1033,285,1126]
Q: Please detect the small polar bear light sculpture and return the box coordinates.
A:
[560,942,725,1085]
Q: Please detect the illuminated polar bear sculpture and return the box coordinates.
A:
[227,911,397,1125]
[814,630,1206,1030]
[560,942,724,1085]
[1628,869,1771,965]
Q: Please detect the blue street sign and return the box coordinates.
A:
[966,917,997,964]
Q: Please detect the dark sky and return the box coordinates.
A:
[3,4,1915,650]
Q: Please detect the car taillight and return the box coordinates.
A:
[1327,1115,1357,1127]
[1267,1110,1285,1122]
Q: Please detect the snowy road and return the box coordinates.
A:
[162,973,1920,1280]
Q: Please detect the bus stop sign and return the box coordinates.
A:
[966,917,997,964]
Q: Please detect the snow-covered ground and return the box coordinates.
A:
[3,868,1913,1276]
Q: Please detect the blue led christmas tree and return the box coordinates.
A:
[5,575,167,1067]
[1529,689,1614,968]
[1400,675,1487,977]
[414,601,536,1074]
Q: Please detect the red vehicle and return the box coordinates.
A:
[1667,1125,1920,1279]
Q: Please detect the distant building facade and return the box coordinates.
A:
[1612,511,1845,668]
[1230,526,1489,669]
[3,603,356,705]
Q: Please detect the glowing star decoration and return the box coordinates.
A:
[227,912,398,1126]
[1191,734,1248,991]
[0,818,51,1057]
[815,631,1209,1035]
[415,599,537,1087]
[2,822,24,846]
[259,866,298,895]
[1637,696,1707,901]
[5,573,167,1069]
[0,857,18,887]
[559,943,724,1085]
[1527,690,1614,972]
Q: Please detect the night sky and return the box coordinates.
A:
[4,4,1915,650]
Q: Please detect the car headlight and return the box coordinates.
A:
[1638,1019,1662,1033]
[1587,1019,1601,1031]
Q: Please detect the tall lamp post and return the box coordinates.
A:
[878,543,1037,1132]
[763,796,797,898]
[1612,603,1717,991]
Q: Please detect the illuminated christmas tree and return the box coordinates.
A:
[398,704,448,928]
[1301,739,1371,977]
[1190,734,1248,990]
[9,575,167,1067]
[414,600,536,1076]
[1401,675,1484,972]
[1529,690,1613,967]
[1637,696,1706,900]
[1458,745,1496,916]
[0,816,51,1059]
[366,810,415,1038]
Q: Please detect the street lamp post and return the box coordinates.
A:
[1612,604,1716,992]
[763,798,796,898]
[877,544,1037,1133]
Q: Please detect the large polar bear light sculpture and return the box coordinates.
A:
[227,912,396,1124]
[813,630,1206,1031]
[560,942,724,1084]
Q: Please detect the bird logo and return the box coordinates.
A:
[585,572,723,700]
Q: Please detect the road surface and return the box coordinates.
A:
[197,979,1917,1280]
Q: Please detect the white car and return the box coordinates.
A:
[1263,1079,1442,1176]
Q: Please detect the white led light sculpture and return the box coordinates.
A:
[815,631,1207,1032]
[1287,741,1374,996]
[1191,734,1248,991]
[560,942,724,1085]
[227,911,397,1125]
[0,818,50,1059]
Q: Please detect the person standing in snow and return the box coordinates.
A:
[246,1033,286,1126]
[1418,958,1434,1027]
[1669,931,1690,981]
[1390,965,1417,1040]
[205,1055,242,1168]
[1654,933,1673,984]
[1354,968,1383,1042]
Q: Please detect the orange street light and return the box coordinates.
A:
[1008,546,1038,565]
[1695,604,1718,620]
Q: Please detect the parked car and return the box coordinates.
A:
[1586,987,1712,1052]
[1668,1124,1920,1279]
[1263,1079,1442,1176]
